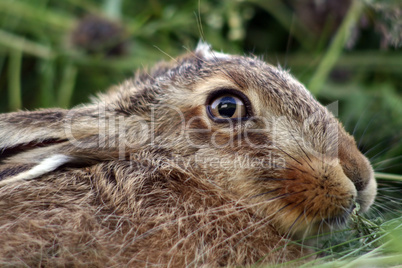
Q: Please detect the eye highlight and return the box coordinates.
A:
[206,89,251,122]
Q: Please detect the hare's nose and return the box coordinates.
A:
[338,139,374,193]
[340,158,373,192]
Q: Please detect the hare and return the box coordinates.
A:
[0,43,376,267]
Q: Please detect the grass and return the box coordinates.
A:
[0,0,401,266]
[308,0,364,94]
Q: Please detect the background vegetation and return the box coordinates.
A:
[0,0,401,266]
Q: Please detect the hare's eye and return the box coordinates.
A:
[208,94,247,120]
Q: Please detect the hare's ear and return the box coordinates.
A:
[0,109,68,150]
[0,107,123,185]
[0,109,71,185]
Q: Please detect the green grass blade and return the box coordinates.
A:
[0,0,74,31]
[308,0,364,95]
[375,172,402,182]
[7,49,23,111]
[57,61,77,108]
[250,0,315,51]
[38,59,56,107]
[0,29,54,59]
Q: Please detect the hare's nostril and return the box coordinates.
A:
[338,139,375,194]
[353,178,366,192]
[341,165,369,192]
[348,171,370,192]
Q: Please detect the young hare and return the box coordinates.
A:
[0,43,376,267]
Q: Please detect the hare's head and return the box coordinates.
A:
[0,43,376,237]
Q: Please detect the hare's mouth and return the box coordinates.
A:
[314,202,356,231]
[290,211,353,239]
[324,212,351,227]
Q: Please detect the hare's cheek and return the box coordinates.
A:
[255,157,358,235]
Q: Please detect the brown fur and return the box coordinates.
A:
[0,43,376,267]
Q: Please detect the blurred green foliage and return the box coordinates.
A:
[0,0,401,264]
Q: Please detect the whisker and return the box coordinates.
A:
[283,14,295,69]
[363,138,387,157]
[373,155,402,168]
[357,113,376,150]
[369,144,395,163]
[351,106,368,137]
[153,45,178,62]
[252,189,306,200]
[252,177,296,182]
[374,163,402,172]
[286,164,307,174]
[287,210,306,236]
[288,129,314,171]
[196,0,205,42]
[273,143,303,166]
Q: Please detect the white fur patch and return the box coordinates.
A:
[196,41,230,60]
[0,154,72,186]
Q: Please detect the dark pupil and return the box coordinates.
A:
[217,97,237,118]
